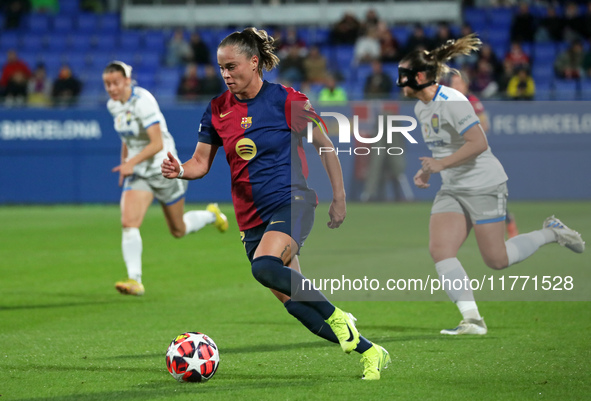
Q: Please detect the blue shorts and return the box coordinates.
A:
[241,198,316,263]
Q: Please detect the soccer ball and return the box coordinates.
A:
[166,332,220,382]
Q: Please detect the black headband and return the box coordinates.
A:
[397,66,436,91]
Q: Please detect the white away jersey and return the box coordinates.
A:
[414,85,507,192]
[107,86,178,177]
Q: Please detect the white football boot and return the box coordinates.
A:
[543,216,585,253]
[440,318,487,335]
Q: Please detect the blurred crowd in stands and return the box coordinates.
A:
[3,0,591,107]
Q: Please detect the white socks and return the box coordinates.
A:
[183,210,216,235]
[505,229,556,266]
[122,227,142,283]
[435,257,482,320]
[436,229,558,321]
[120,211,214,284]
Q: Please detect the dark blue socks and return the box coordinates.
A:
[284,299,338,343]
[251,255,335,318]
[251,256,373,354]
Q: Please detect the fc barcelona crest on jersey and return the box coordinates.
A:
[241,117,252,130]
[431,113,439,134]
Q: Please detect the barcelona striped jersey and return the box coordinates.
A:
[198,81,318,231]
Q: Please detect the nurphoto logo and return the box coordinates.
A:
[305,112,419,155]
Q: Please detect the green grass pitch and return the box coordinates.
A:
[0,202,589,400]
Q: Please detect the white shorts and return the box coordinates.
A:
[123,174,188,205]
[431,182,508,225]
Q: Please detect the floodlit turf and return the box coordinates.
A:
[0,202,589,400]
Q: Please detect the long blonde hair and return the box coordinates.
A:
[401,34,482,81]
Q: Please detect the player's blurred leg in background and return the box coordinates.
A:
[506,210,519,239]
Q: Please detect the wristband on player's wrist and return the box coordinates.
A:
[177,165,184,179]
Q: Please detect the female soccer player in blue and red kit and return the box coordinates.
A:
[162,27,390,380]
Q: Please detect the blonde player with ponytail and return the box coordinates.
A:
[398,35,585,335]
[162,27,390,379]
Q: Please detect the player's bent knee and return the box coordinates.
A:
[122,221,141,229]
[251,255,284,288]
[483,257,508,270]
[169,228,185,239]
[429,246,455,263]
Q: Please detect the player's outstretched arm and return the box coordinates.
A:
[162,142,218,180]
[310,126,346,229]
[114,124,163,183]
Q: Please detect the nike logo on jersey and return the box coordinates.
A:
[220,111,233,118]
[269,221,285,225]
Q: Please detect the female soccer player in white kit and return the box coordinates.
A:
[103,61,228,296]
[397,35,585,334]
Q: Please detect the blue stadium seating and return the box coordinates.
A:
[580,80,591,99]
[21,34,44,52]
[332,45,354,72]
[153,83,177,100]
[355,64,373,89]
[60,0,80,15]
[63,54,88,72]
[296,27,311,47]
[17,51,39,68]
[487,28,510,53]
[423,25,437,39]
[77,13,99,33]
[263,67,278,83]
[554,80,578,101]
[308,83,324,98]
[463,8,488,29]
[0,32,19,51]
[144,31,166,53]
[534,82,552,101]
[89,52,115,69]
[310,27,330,45]
[70,34,93,51]
[40,53,65,76]
[488,7,514,30]
[532,66,554,83]
[383,63,399,86]
[197,30,218,50]
[135,70,156,86]
[1,5,589,104]
[391,26,412,46]
[216,28,238,44]
[491,43,508,60]
[134,51,161,71]
[100,13,120,32]
[556,42,570,55]
[80,78,106,98]
[449,24,462,38]
[95,34,118,51]
[53,15,74,33]
[157,70,181,88]
[23,13,51,34]
[529,5,548,18]
[533,42,557,63]
[119,31,143,52]
[46,34,69,52]
[348,81,364,100]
